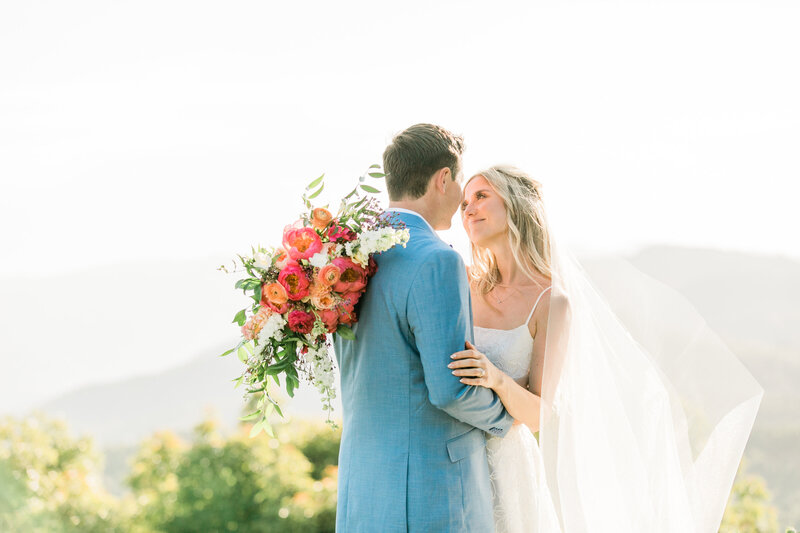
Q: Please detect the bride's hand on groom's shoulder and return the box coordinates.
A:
[448,341,502,390]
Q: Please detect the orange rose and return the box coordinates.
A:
[311,208,333,230]
[311,291,336,310]
[262,282,288,306]
[317,264,341,287]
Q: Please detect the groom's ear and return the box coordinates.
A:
[432,167,451,194]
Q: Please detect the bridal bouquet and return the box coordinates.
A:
[219,168,409,437]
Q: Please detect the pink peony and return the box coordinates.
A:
[278,263,311,301]
[287,309,315,334]
[283,226,323,261]
[331,257,367,293]
[327,223,357,242]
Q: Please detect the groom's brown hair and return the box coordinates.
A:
[383,123,464,200]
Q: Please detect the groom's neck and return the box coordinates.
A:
[388,199,440,230]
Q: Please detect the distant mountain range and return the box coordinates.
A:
[26,246,800,526]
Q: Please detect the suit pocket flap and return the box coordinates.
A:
[446,427,483,463]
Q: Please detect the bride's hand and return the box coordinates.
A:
[448,341,502,390]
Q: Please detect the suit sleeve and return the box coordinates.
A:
[408,249,514,437]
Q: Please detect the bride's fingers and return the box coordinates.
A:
[451,367,485,377]
[448,358,481,369]
[450,349,478,360]
[459,377,488,387]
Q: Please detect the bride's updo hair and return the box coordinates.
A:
[466,165,552,297]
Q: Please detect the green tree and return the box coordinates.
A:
[128,418,337,533]
[0,413,126,532]
[719,464,779,533]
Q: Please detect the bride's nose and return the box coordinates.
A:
[463,201,476,217]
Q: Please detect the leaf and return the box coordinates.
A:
[232,309,247,326]
[368,163,380,169]
[239,410,261,421]
[308,183,325,199]
[306,173,325,190]
[219,347,236,357]
[360,184,380,194]
[252,285,262,304]
[237,345,249,363]
[249,420,264,438]
[368,172,385,178]
[232,376,244,388]
[336,324,356,340]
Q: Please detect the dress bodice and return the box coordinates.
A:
[472,286,551,382]
[474,324,534,381]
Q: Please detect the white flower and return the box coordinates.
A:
[258,312,287,344]
[254,251,271,270]
[308,251,330,268]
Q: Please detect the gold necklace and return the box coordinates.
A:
[491,285,521,305]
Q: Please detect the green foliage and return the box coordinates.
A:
[719,464,779,533]
[290,422,342,481]
[128,418,338,533]
[0,413,128,532]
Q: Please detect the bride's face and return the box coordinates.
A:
[461,175,507,247]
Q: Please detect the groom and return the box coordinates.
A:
[333,124,514,532]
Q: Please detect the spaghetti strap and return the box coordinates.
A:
[525,286,551,324]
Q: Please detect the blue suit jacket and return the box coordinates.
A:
[333,211,514,532]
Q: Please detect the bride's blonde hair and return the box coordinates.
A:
[466,165,552,297]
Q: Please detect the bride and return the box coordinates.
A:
[448,165,763,533]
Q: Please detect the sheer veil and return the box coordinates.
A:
[535,226,763,532]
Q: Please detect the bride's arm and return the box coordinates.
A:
[450,291,570,434]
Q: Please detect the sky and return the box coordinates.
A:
[1,0,799,411]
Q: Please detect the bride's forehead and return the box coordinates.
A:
[464,175,493,194]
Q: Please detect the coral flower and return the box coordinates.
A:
[337,306,357,325]
[317,264,341,287]
[278,263,311,301]
[317,308,339,333]
[287,309,315,334]
[311,208,333,230]
[283,226,323,261]
[241,307,271,339]
[331,257,367,293]
[262,282,289,306]
[274,247,290,270]
[338,291,362,313]
[266,300,290,314]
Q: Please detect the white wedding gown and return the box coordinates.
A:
[474,287,562,533]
